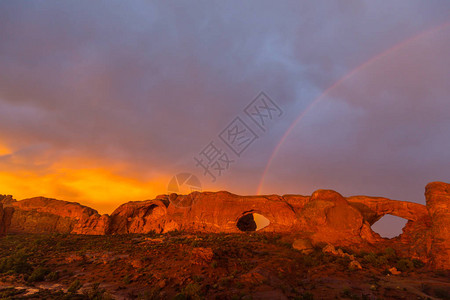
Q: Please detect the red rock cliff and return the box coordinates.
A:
[0,182,449,269]
[425,182,450,270]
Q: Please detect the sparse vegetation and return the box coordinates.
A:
[396,258,415,272]
[68,279,83,293]
[0,233,444,299]
[27,266,50,282]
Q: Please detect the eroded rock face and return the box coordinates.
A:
[347,194,433,259]
[1,182,449,269]
[0,200,14,236]
[425,182,450,270]
[297,190,365,246]
[0,203,6,236]
[3,197,107,235]
[347,195,429,224]
[168,191,299,233]
[108,198,169,234]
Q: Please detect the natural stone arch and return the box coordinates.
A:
[370,214,409,239]
[347,196,428,225]
[236,211,271,232]
[109,199,168,234]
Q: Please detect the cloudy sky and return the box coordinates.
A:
[0,0,449,234]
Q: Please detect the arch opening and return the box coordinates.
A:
[237,213,270,232]
[371,214,408,239]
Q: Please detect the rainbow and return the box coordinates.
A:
[257,21,450,195]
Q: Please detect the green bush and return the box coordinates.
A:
[27,266,50,283]
[383,247,397,260]
[396,259,414,272]
[83,282,112,299]
[0,249,32,274]
[182,283,202,300]
[412,259,425,269]
[363,253,377,265]
[0,287,25,298]
[46,271,60,281]
[123,274,131,285]
[362,252,391,267]
[376,255,389,266]
[68,279,83,293]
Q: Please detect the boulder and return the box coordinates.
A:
[298,190,365,246]
[349,260,362,270]
[292,238,314,254]
[388,267,401,275]
[108,198,169,234]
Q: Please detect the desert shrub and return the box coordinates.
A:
[0,249,32,274]
[123,274,131,285]
[396,258,414,272]
[0,287,25,298]
[27,266,50,283]
[83,282,113,300]
[412,259,425,269]
[68,279,83,293]
[356,250,369,259]
[376,255,389,266]
[182,283,202,300]
[383,247,397,260]
[46,271,60,281]
[363,253,377,265]
[335,256,351,268]
[362,252,390,267]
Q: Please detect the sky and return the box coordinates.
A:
[0,1,449,236]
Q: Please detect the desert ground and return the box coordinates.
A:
[0,232,449,300]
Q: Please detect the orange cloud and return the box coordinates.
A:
[0,165,170,214]
[0,143,11,156]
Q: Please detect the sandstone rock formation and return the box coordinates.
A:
[296,190,367,246]
[0,182,449,270]
[0,197,14,236]
[0,203,6,236]
[1,196,108,235]
[425,181,450,270]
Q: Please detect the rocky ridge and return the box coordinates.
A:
[1,181,449,270]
